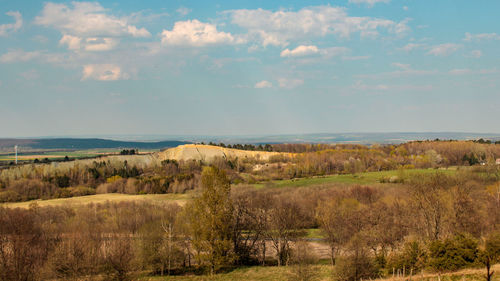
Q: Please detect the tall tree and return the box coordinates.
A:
[185,166,234,274]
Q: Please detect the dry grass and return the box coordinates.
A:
[1,193,189,208]
[139,264,499,281]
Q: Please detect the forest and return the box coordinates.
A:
[1,140,500,280]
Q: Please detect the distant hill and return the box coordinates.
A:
[0,138,190,151]
[177,132,500,145]
[157,144,291,162]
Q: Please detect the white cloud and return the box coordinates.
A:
[161,20,239,47]
[278,78,304,89]
[35,2,150,37]
[59,35,118,51]
[0,11,22,36]
[449,69,471,75]
[399,43,425,52]
[470,50,482,58]
[20,69,39,80]
[353,80,389,91]
[35,2,150,52]
[81,64,130,81]
[0,50,40,63]
[464,32,500,42]
[349,0,391,7]
[280,45,319,57]
[176,7,191,16]
[426,43,461,56]
[255,80,273,88]
[342,55,370,61]
[392,62,411,70]
[449,68,499,75]
[59,34,82,50]
[228,6,409,47]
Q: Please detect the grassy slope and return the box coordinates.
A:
[2,193,188,208]
[252,168,456,189]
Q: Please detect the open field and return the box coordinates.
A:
[1,193,189,208]
[0,148,160,162]
[251,168,457,189]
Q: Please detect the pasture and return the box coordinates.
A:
[251,168,457,189]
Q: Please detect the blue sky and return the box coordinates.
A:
[1,0,500,137]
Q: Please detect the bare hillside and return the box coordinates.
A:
[157,144,291,162]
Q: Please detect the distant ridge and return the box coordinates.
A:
[0,138,190,150]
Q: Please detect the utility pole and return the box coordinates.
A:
[14,145,18,165]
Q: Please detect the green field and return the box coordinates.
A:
[251,168,457,189]
[0,148,160,162]
[2,193,188,208]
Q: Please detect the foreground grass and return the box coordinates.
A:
[252,168,457,189]
[140,265,333,281]
[139,264,499,281]
[1,193,188,208]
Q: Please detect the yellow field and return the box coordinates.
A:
[1,193,189,208]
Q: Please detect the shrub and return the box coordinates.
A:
[428,233,479,271]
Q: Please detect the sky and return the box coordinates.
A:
[1,0,500,138]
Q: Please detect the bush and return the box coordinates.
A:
[0,190,21,202]
[69,186,96,197]
[387,240,427,273]
[428,233,479,271]
[335,254,378,281]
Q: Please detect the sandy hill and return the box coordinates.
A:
[157,144,290,162]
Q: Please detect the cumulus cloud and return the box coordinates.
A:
[280,45,319,57]
[254,80,273,88]
[278,78,304,89]
[35,2,150,37]
[464,32,500,42]
[81,64,130,81]
[0,50,40,63]
[60,35,119,51]
[426,43,461,56]
[0,11,22,36]
[349,0,391,7]
[280,45,350,59]
[227,6,409,47]
[35,2,150,51]
[161,20,240,47]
